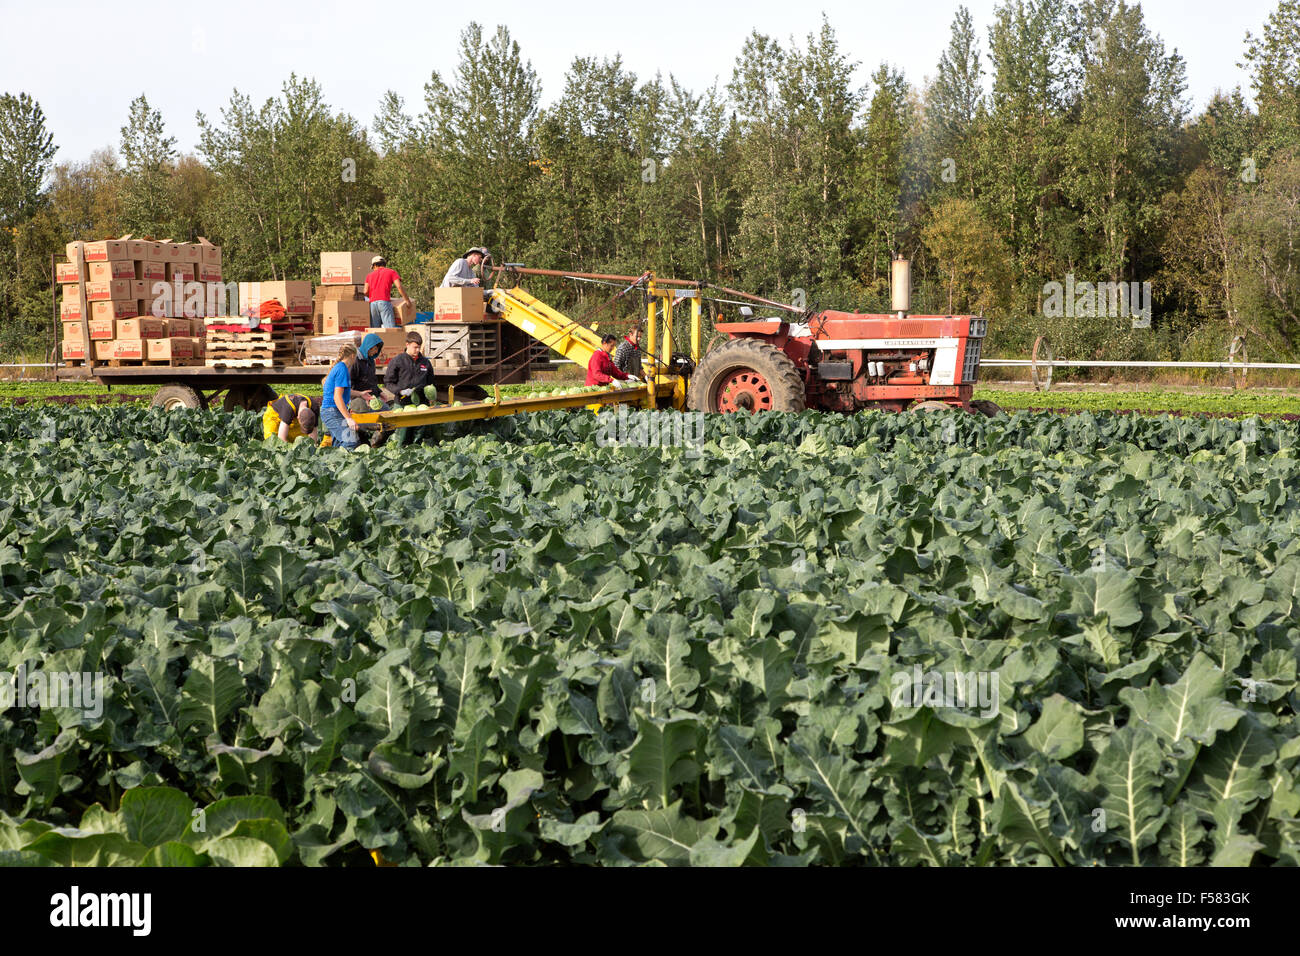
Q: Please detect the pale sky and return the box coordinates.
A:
[0,0,1278,166]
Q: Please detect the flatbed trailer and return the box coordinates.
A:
[55,360,537,412]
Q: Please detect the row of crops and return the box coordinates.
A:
[5,380,1300,418]
[1,405,1297,865]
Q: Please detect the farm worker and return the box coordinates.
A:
[385,331,438,446]
[365,256,412,329]
[385,331,436,406]
[441,247,490,289]
[320,343,362,450]
[262,392,322,443]
[349,332,388,409]
[587,334,634,387]
[614,325,643,377]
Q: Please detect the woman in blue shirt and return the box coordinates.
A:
[320,343,362,450]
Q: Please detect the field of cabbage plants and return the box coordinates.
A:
[0,405,1297,866]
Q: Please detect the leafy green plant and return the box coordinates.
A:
[0,407,1297,865]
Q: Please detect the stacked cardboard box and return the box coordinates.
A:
[434,287,485,323]
[314,289,369,334]
[57,237,217,364]
[316,250,371,335]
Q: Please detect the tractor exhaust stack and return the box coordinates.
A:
[891,255,911,318]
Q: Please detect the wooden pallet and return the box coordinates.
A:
[205,339,293,351]
[206,358,274,368]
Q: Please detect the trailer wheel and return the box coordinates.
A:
[687,337,805,413]
[152,385,207,411]
[969,399,1005,417]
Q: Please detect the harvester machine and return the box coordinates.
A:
[491,256,998,417]
[350,256,996,433]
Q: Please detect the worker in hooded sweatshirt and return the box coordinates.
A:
[347,331,389,446]
[349,332,386,409]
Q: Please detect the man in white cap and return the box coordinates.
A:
[365,255,412,328]
[441,247,491,291]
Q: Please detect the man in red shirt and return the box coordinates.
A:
[365,256,413,328]
[587,334,637,386]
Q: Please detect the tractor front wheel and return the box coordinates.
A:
[687,338,805,413]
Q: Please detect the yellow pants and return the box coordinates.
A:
[262,403,306,442]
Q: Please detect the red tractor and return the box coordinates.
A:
[687,258,1000,417]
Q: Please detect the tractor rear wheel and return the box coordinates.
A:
[911,400,953,412]
[687,338,805,413]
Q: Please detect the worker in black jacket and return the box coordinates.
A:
[385,331,436,404]
[384,330,438,445]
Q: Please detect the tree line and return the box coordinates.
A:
[1,0,1298,363]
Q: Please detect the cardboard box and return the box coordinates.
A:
[141,289,174,318]
[157,240,186,263]
[320,251,379,285]
[146,336,199,361]
[116,317,166,339]
[92,300,138,321]
[393,299,416,325]
[434,287,485,323]
[126,240,148,260]
[61,341,87,361]
[320,300,370,334]
[95,339,145,361]
[86,278,133,302]
[60,293,88,321]
[88,318,116,340]
[374,328,407,366]
[78,239,130,262]
[181,243,201,264]
[140,241,163,261]
[165,317,193,336]
[141,260,166,281]
[196,237,221,265]
[167,263,195,282]
[89,260,137,281]
[198,263,222,281]
[62,321,85,344]
[258,280,313,315]
[55,261,84,284]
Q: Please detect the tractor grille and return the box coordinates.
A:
[962,336,983,383]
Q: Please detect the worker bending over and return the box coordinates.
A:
[587,334,637,386]
[263,392,322,443]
